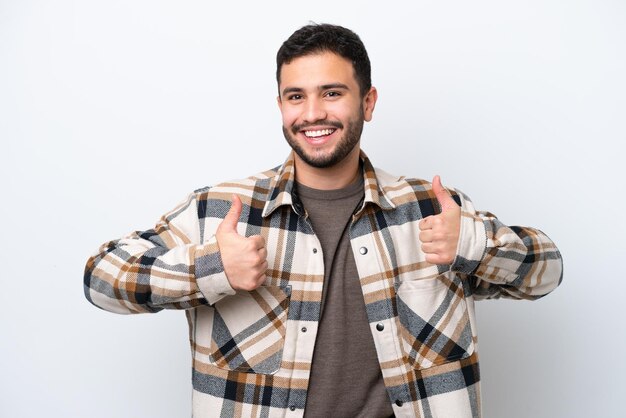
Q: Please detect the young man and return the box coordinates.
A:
[84,24,562,418]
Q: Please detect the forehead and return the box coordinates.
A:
[279,52,357,90]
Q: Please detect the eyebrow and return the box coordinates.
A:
[281,83,350,97]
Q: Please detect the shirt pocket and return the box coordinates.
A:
[395,273,474,370]
[209,285,291,375]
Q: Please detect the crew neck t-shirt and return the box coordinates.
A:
[297,178,393,418]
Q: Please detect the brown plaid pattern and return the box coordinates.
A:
[84,151,563,417]
[209,286,291,374]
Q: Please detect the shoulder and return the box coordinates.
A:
[374,167,430,194]
[373,167,464,215]
[190,165,281,210]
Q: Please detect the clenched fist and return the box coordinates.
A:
[418,176,461,265]
[216,195,268,291]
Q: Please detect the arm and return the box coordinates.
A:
[83,192,234,314]
[419,176,563,301]
[452,192,563,300]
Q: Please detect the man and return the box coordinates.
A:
[84,24,563,418]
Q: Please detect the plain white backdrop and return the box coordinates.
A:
[1,1,625,417]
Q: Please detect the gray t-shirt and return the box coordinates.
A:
[297,178,394,418]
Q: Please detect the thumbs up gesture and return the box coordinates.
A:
[216,195,268,291]
[418,176,461,265]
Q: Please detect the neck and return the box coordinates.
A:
[294,146,361,190]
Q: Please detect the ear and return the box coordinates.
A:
[276,95,282,112]
[362,86,378,122]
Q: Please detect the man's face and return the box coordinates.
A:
[277,52,376,169]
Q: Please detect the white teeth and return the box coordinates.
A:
[304,129,334,138]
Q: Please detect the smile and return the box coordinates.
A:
[303,128,336,138]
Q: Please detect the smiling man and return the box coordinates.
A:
[84,24,563,418]
[278,51,376,190]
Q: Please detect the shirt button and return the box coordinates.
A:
[301,327,307,333]
[289,405,296,411]
[312,248,318,254]
[359,246,368,255]
[376,323,384,331]
[395,400,403,407]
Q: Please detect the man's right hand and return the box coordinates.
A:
[215,194,268,291]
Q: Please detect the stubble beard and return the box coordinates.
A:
[282,111,365,169]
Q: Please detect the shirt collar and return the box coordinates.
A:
[262,150,396,218]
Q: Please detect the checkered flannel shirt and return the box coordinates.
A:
[84,151,563,418]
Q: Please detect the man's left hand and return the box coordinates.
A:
[418,175,461,265]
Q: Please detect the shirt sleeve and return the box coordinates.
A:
[83,192,235,314]
[450,189,563,301]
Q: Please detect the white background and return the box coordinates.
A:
[1,1,625,417]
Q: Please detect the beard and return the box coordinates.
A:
[282,111,364,169]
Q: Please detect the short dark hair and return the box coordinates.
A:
[276,23,372,97]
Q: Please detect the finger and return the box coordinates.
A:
[426,252,453,265]
[254,264,268,281]
[252,260,268,277]
[258,247,268,261]
[432,175,456,213]
[250,235,266,250]
[419,217,432,231]
[425,253,443,265]
[421,242,437,254]
[218,194,243,233]
[419,230,433,243]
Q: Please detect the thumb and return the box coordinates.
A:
[432,175,456,212]
[218,194,243,233]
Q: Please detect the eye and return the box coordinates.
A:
[325,91,341,98]
[287,94,303,101]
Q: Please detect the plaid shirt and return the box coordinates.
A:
[84,151,562,418]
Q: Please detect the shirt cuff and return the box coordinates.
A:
[451,212,488,275]
[194,238,235,305]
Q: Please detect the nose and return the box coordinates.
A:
[302,97,327,124]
